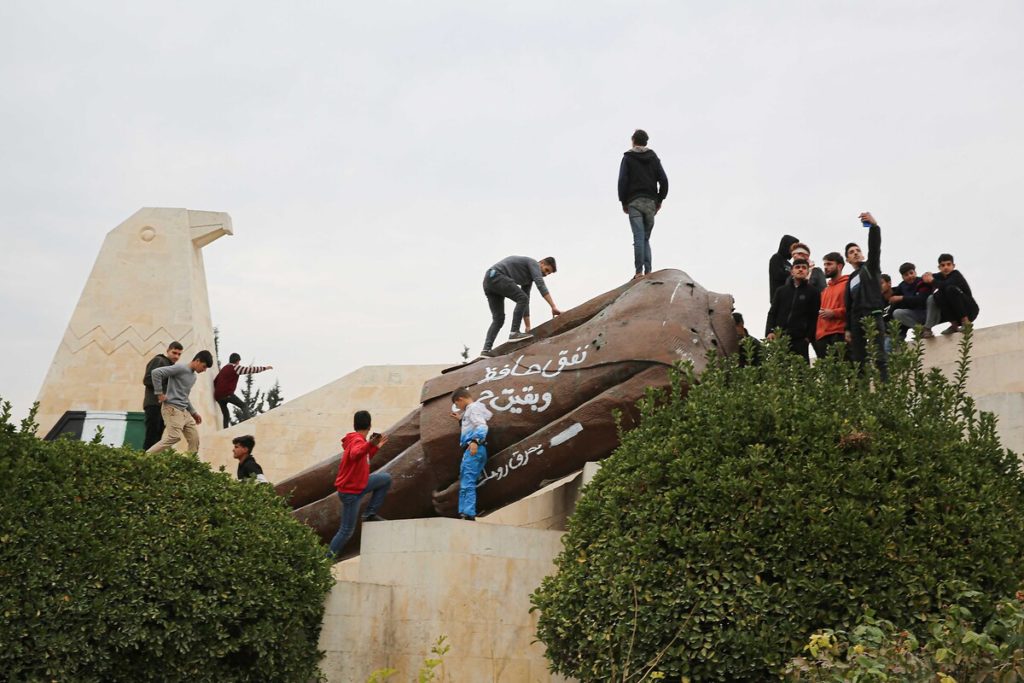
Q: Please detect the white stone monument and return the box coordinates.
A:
[34,207,231,441]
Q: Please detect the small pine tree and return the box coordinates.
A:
[265,381,284,411]
[461,345,470,362]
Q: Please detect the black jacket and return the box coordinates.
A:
[766,279,821,342]
[844,222,885,329]
[933,269,979,321]
[237,456,266,482]
[891,277,933,310]
[143,354,173,408]
[618,149,668,207]
[768,235,800,302]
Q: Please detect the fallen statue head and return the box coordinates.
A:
[275,269,737,551]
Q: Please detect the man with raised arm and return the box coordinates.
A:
[844,212,888,381]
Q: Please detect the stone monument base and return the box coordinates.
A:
[317,467,598,682]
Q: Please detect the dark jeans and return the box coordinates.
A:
[849,312,889,382]
[628,198,656,274]
[142,404,165,450]
[217,394,247,429]
[813,333,846,361]
[328,472,392,558]
[482,270,529,352]
[934,286,979,324]
[786,336,810,363]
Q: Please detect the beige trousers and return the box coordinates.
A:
[146,403,200,453]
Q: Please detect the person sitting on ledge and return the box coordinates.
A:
[922,253,979,337]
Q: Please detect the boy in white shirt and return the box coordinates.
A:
[451,387,494,521]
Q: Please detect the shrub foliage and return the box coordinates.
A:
[0,404,334,682]
[531,328,1024,681]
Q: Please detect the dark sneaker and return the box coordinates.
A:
[479,349,495,358]
[362,514,387,522]
[941,325,960,336]
[508,331,533,341]
[919,328,935,339]
[459,514,476,521]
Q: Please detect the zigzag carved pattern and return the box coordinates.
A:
[61,324,196,357]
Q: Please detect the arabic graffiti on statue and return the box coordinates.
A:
[478,386,553,414]
[479,346,590,384]
[479,443,544,488]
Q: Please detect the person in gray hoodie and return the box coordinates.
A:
[146,350,213,454]
[618,129,669,279]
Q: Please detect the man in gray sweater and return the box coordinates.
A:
[146,350,214,454]
[481,255,561,356]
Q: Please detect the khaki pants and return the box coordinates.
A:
[146,404,200,453]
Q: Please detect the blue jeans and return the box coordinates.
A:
[328,471,392,557]
[628,198,656,274]
[458,447,487,517]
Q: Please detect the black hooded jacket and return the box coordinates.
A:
[618,149,668,207]
[768,235,800,302]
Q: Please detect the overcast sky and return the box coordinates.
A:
[2,1,1022,420]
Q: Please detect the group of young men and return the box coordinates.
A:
[141,344,273,469]
[750,212,979,377]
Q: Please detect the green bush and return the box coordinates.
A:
[0,403,334,682]
[784,588,1024,681]
[531,328,1024,681]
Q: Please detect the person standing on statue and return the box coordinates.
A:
[480,255,561,357]
[146,350,214,454]
[618,129,668,280]
[213,353,273,428]
[451,387,493,521]
[142,341,183,450]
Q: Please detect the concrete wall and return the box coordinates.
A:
[320,518,574,683]
[199,364,447,484]
[922,321,1024,453]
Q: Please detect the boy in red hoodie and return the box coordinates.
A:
[327,410,391,559]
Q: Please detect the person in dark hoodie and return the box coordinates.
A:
[765,258,821,362]
[844,212,888,381]
[617,129,668,279]
[921,253,979,336]
[769,234,800,302]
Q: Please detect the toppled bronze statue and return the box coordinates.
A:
[275,269,736,546]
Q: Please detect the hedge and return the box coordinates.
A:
[531,326,1024,681]
[0,404,334,682]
